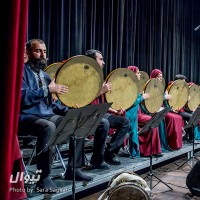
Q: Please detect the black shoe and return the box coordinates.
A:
[153,153,163,158]
[183,134,190,141]
[105,156,121,165]
[89,161,110,170]
[35,176,58,193]
[104,152,121,165]
[64,168,93,181]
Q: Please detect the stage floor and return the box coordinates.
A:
[23,141,200,200]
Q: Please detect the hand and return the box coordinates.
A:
[109,107,124,115]
[172,109,178,113]
[100,82,112,95]
[117,108,125,115]
[53,96,59,102]
[165,90,172,100]
[142,91,150,99]
[48,78,68,94]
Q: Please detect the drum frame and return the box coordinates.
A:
[55,55,104,108]
[105,68,139,110]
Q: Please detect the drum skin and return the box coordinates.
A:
[143,78,164,114]
[108,182,150,200]
[139,71,149,93]
[107,172,150,200]
[186,83,200,112]
[166,80,189,111]
[55,55,104,108]
[105,68,139,110]
[44,62,63,80]
[44,62,63,99]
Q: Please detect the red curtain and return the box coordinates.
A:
[0,0,28,199]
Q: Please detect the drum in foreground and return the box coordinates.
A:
[166,80,189,111]
[139,71,149,93]
[143,78,164,113]
[99,172,150,200]
[185,83,200,112]
[105,68,139,110]
[44,62,63,99]
[55,55,104,108]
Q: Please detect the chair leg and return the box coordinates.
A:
[55,145,66,175]
[26,145,36,166]
[22,158,29,175]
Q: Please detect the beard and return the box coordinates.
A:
[34,58,47,70]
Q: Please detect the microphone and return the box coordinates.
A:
[194,24,200,31]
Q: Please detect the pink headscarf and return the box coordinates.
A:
[188,82,194,86]
[150,69,162,78]
[127,66,139,74]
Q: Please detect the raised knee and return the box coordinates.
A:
[101,118,110,132]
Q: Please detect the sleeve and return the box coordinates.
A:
[21,69,48,106]
[52,101,69,116]
[133,94,144,106]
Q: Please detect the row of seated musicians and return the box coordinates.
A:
[19,104,200,169]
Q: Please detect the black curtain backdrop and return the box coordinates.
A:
[27,0,200,84]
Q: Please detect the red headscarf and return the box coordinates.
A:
[150,69,162,78]
[127,66,139,73]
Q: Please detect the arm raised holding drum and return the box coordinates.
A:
[125,66,162,158]
[150,69,184,150]
[99,82,125,115]
[172,75,200,141]
[84,49,130,166]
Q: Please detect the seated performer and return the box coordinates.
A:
[85,49,130,166]
[19,39,93,193]
[126,66,162,157]
[174,74,200,141]
[150,69,184,150]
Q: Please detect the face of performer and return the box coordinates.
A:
[96,52,105,69]
[27,40,47,70]
[24,46,28,63]
[157,73,163,81]
[135,69,141,80]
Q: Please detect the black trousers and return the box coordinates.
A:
[179,111,193,139]
[90,114,130,166]
[18,115,84,179]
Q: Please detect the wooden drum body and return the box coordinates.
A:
[105,68,139,110]
[105,172,150,200]
[55,55,104,108]
[45,55,104,108]
[186,83,200,112]
[142,78,164,114]
[166,80,189,111]
[44,62,63,99]
[139,71,149,93]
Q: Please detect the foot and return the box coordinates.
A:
[183,134,190,141]
[153,153,163,157]
[194,140,200,144]
[64,168,93,181]
[104,151,121,165]
[89,161,110,170]
[35,176,58,193]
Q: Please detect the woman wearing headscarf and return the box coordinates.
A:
[174,76,200,142]
[126,66,162,157]
[150,69,184,150]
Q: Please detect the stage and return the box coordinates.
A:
[22,140,200,200]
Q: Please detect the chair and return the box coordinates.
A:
[19,135,67,176]
[18,135,37,175]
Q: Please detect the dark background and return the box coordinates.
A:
[27,0,200,84]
